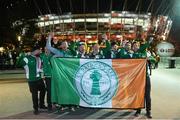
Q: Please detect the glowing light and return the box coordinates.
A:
[0,47,4,52]
[116,35,123,38]
[161,35,166,40]
[18,36,21,41]
[85,35,92,39]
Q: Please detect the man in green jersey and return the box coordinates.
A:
[132,37,155,119]
[116,42,134,58]
[40,47,52,111]
[22,45,46,115]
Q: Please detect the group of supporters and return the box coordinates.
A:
[19,33,157,118]
[46,33,157,60]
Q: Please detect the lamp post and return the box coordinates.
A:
[17,35,22,51]
[0,47,4,52]
[18,35,21,42]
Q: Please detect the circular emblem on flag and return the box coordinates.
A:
[75,61,119,106]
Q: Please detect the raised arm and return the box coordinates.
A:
[46,34,64,57]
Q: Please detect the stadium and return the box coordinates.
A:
[36,11,172,43]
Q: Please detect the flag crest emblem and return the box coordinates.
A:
[75,61,119,106]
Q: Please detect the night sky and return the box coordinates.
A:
[0,0,175,20]
[0,0,180,42]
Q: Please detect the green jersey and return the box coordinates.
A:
[116,48,133,58]
[101,40,111,59]
[22,55,42,82]
[40,53,52,77]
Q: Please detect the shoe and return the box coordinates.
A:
[61,107,64,111]
[71,107,75,111]
[48,106,52,112]
[146,111,152,119]
[33,110,39,115]
[39,105,47,109]
[134,109,141,117]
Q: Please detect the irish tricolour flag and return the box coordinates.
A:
[51,58,146,109]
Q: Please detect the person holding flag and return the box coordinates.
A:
[22,45,46,115]
[132,37,155,119]
[40,47,53,111]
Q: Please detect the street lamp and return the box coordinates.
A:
[0,47,4,52]
[17,35,23,51]
[18,36,21,42]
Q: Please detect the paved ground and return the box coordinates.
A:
[0,67,180,119]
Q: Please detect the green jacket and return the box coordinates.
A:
[68,41,77,56]
[40,53,52,77]
[16,52,26,67]
[132,52,144,58]
[116,48,133,59]
[101,40,111,59]
[138,42,150,58]
[22,55,42,82]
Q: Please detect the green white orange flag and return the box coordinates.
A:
[50,58,146,109]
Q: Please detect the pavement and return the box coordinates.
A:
[0,69,25,81]
[0,65,180,119]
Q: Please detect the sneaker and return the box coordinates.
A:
[48,107,52,112]
[39,105,47,109]
[71,107,75,111]
[146,111,152,119]
[134,109,141,117]
[61,107,64,111]
[33,110,39,115]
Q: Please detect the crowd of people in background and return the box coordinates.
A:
[0,33,160,70]
[0,50,17,70]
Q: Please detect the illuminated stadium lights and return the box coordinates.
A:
[38,22,44,27]
[75,19,85,22]
[104,14,110,17]
[98,18,109,23]
[33,11,173,41]
[45,22,49,26]
[85,35,92,39]
[86,18,97,22]
[116,35,123,38]
[64,19,72,23]
[54,20,60,24]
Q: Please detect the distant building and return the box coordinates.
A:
[36,11,172,42]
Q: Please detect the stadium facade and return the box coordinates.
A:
[36,11,172,42]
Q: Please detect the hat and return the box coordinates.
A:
[32,42,41,51]
[111,42,117,46]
